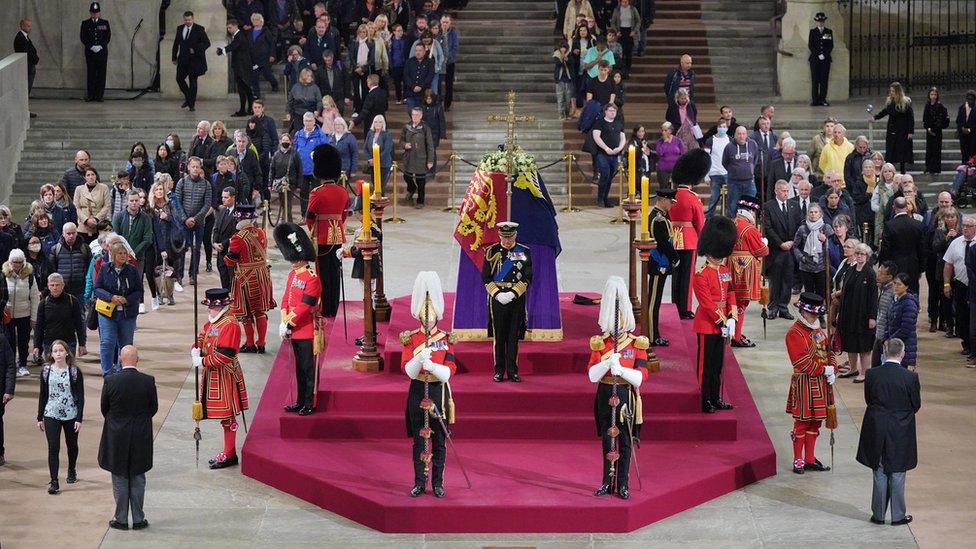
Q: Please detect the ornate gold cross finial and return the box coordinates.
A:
[486,91,537,222]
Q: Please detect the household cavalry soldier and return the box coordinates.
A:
[274,223,322,416]
[693,215,738,414]
[80,2,111,102]
[647,188,680,346]
[305,144,349,318]
[808,12,833,107]
[224,204,276,354]
[729,196,770,348]
[587,276,648,501]
[481,221,532,383]
[400,271,457,499]
[668,150,708,320]
[191,288,248,470]
[786,292,836,474]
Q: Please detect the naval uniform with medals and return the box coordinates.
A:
[647,189,680,345]
[481,222,533,382]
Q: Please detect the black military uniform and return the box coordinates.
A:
[481,222,533,382]
[648,189,680,346]
[80,2,111,102]
[808,12,833,107]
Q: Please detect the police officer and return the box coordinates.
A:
[808,12,833,107]
[81,2,111,102]
[481,221,532,383]
[648,189,680,346]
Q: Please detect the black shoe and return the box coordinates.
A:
[493,373,504,382]
[509,374,522,382]
[409,484,425,497]
[48,480,60,494]
[132,520,149,530]
[679,312,695,320]
[652,337,670,347]
[945,329,955,338]
[189,106,196,112]
[617,486,630,500]
[181,101,189,108]
[67,470,77,484]
[779,311,795,320]
[715,400,734,410]
[891,515,913,526]
[820,101,830,106]
[298,407,314,416]
[594,484,613,496]
[209,454,239,469]
[355,337,364,346]
[240,345,257,353]
[929,324,938,333]
[870,516,886,525]
[702,401,717,414]
[231,111,248,117]
[433,486,445,498]
[29,112,37,118]
[731,339,755,348]
[793,463,805,474]
[257,346,266,354]
[109,519,128,530]
[189,276,197,286]
[803,459,830,472]
[284,403,302,413]
[206,261,213,272]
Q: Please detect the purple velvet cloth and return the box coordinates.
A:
[453,243,561,332]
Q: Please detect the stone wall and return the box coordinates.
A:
[0,0,161,90]
[0,54,30,205]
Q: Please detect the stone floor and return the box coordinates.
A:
[3,94,972,548]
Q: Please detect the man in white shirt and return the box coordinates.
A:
[943,215,976,360]
[703,120,730,217]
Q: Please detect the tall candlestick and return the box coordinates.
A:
[640,176,649,237]
[628,144,636,198]
[362,182,372,239]
[372,142,381,196]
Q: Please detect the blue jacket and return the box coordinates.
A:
[389,36,407,68]
[327,132,359,177]
[365,130,393,169]
[884,292,919,366]
[94,262,143,320]
[293,126,327,176]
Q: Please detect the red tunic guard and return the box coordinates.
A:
[693,258,737,411]
[729,215,769,343]
[785,317,836,472]
[669,185,705,316]
[225,224,276,351]
[305,182,349,318]
[195,306,248,468]
[281,265,321,340]
[587,333,649,425]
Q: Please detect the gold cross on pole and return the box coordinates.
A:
[487,91,536,222]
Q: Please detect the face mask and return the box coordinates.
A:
[132,160,144,168]
[166,140,175,149]
[717,127,728,137]
[28,244,41,253]
[282,142,291,149]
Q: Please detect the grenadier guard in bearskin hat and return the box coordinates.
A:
[693,214,738,413]
[305,144,350,318]
[668,149,708,320]
[400,271,457,498]
[224,203,276,354]
[786,292,837,474]
[729,195,770,348]
[190,288,249,469]
[274,223,322,416]
[587,276,649,501]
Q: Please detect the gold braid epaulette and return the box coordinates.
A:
[633,336,650,350]
[590,335,606,351]
[399,329,417,345]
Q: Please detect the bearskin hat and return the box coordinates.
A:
[312,144,342,181]
[697,215,737,259]
[273,223,316,263]
[670,148,711,188]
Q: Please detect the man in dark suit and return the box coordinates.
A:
[766,138,797,200]
[750,117,775,198]
[172,11,210,112]
[350,74,388,138]
[314,49,346,115]
[856,338,920,526]
[808,12,833,106]
[212,188,238,288]
[763,180,801,319]
[98,345,158,531]
[879,197,926,294]
[247,13,279,99]
[13,18,39,117]
[216,19,254,117]
[80,2,111,102]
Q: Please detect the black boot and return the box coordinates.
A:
[206,260,213,272]
[48,479,60,494]
[594,484,613,496]
[409,484,425,497]
[284,403,302,413]
[702,401,717,414]
[433,486,445,498]
[67,469,77,484]
[617,485,630,500]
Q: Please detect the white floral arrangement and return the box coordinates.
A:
[478,148,538,175]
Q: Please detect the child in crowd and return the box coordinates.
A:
[553,41,576,120]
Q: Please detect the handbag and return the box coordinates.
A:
[2,307,10,326]
[86,300,99,330]
[95,298,117,318]
[155,259,175,299]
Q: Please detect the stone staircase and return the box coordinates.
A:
[450,0,566,201]
[701,0,778,106]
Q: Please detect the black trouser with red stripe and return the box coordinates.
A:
[672,250,694,315]
[697,333,726,407]
[648,272,668,340]
[291,338,315,409]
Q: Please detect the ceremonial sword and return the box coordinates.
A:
[621,403,643,491]
[430,402,473,489]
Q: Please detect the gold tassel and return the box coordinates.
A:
[826,404,838,430]
[634,389,644,425]
[448,398,456,424]
[191,401,203,421]
[313,326,325,354]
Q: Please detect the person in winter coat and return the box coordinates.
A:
[24,211,60,257]
[292,112,328,215]
[327,117,359,180]
[793,203,834,299]
[51,223,91,305]
[33,272,87,359]
[24,236,53,298]
[206,121,234,174]
[73,166,111,242]
[922,86,951,175]
[93,242,143,376]
[153,142,181,183]
[148,180,180,305]
[287,68,322,133]
[365,115,394,195]
[127,151,154,193]
[113,190,155,312]
[4,249,39,377]
[883,273,919,370]
[0,205,25,252]
[98,345,157,530]
[421,90,446,182]
[856,337,920,526]
[873,82,916,173]
[270,133,302,223]
[401,107,435,208]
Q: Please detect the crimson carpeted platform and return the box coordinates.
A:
[241,294,776,533]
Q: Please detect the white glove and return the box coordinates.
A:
[725,318,737,340]
[252,64,259,70]
[824,366,835,378]
[818,54,825,60]
[495,291,514,305]
[191,347,201,360]
[618,366,644,388]
[336,247,345,260]
[827,372,836,385]
[424,359,452,383]
[279,323,289,338]
[90,45,103,53]
[609,353,623,376]
[404,351,424,379]
[761,237,769,246]
[588,359,611,382]
[192,355,204,368]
